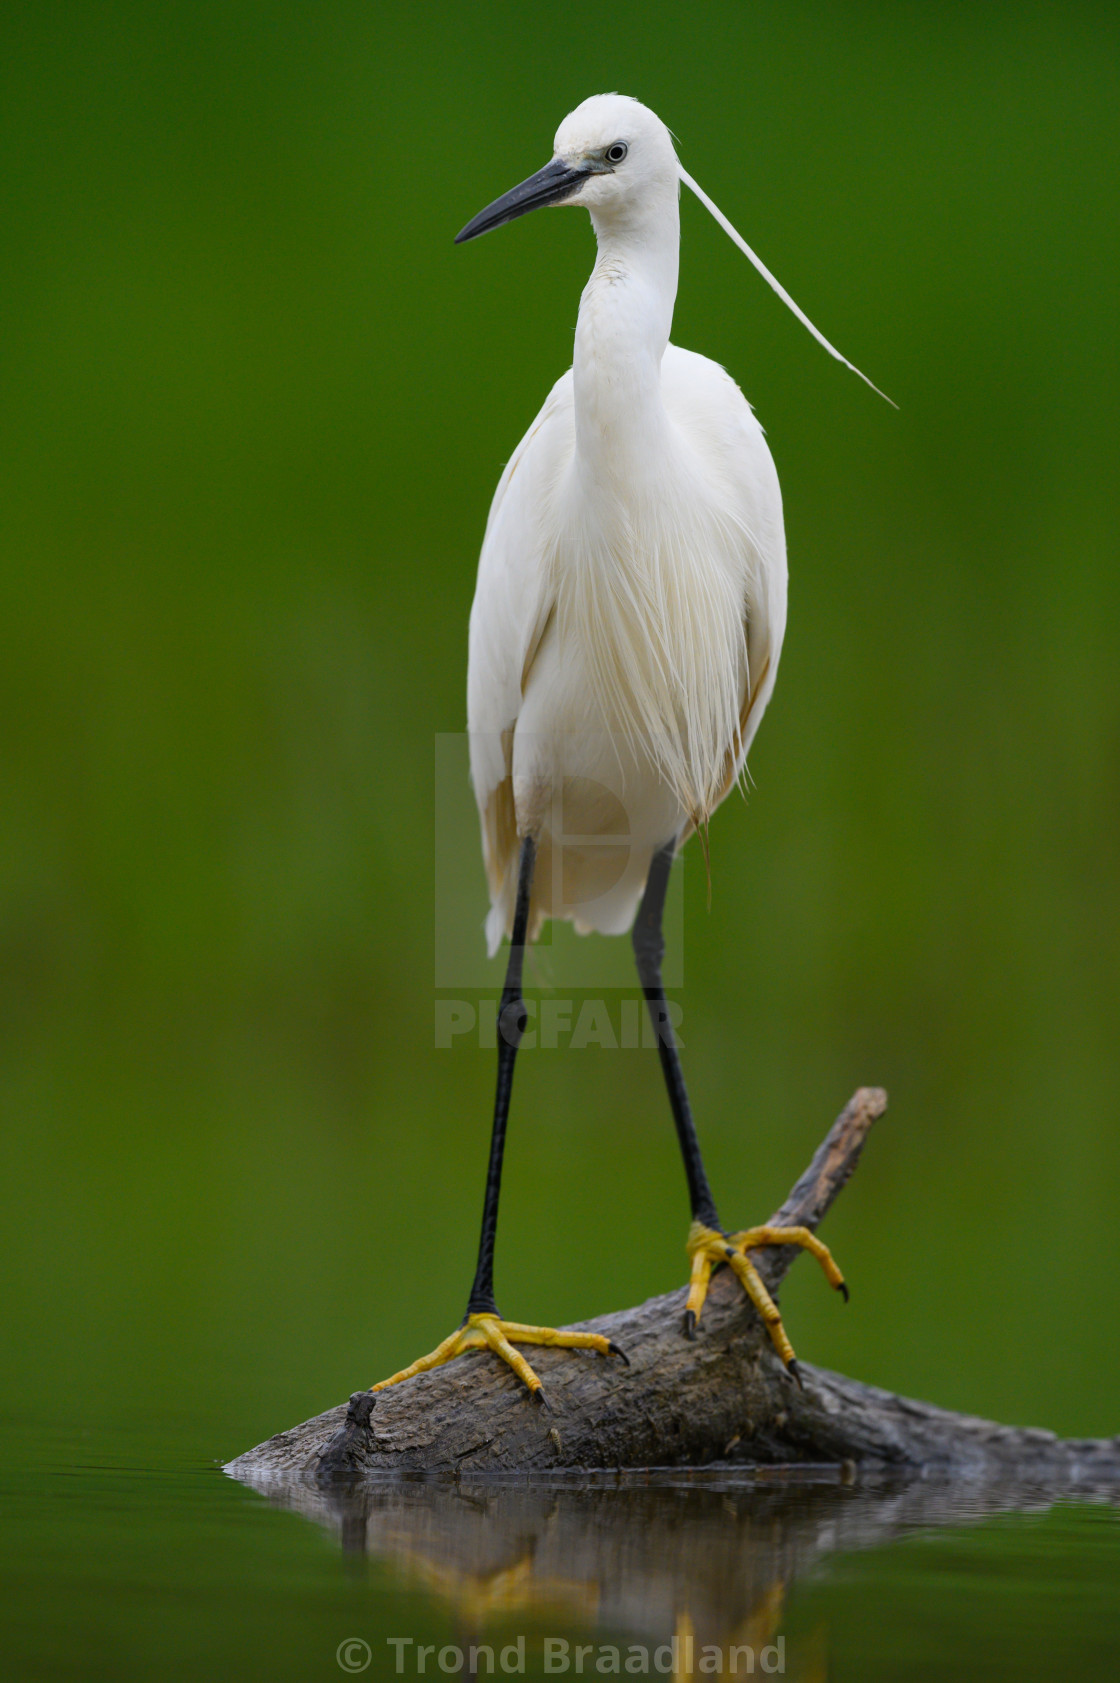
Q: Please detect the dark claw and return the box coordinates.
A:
[607,1341,630,1366]
[838,1281,850,1303]
[787,1359,804,1391]
[533,1388,553,1414]
[683,1310,697,1341]
[724,1246,737,1260]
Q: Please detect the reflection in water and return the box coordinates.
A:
[229,1465,1118,1672]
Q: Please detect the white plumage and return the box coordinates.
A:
[363,95,879,1404]
[468,95,787,953]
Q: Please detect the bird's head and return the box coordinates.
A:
[455,94,679,245]
[455,93,895,404]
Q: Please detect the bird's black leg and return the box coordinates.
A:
[633,841,848,1358]
[465,834,536,1317]
[632,840,721,1234]
[368,831,627,1401]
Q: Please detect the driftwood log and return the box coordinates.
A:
[226,1087,1120,1483]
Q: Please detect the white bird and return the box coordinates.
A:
[372,94,883,1408]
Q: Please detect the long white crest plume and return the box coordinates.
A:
[679,166,897,408]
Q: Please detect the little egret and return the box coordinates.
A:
[373,94,885,1407]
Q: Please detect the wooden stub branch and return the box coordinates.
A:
[226,1088,1120,1484]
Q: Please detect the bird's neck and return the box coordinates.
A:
[572,204,680,493]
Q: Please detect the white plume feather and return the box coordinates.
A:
[679,166,897,408]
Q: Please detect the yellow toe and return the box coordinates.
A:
[371,1312,626,1401]
[684,1218,846,1372]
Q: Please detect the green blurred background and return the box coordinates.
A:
[2,0,1118,1468]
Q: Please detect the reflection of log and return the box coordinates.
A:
[226,1088,1120,1480]
[226,1471,1120,1657]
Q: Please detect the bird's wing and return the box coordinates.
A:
[661,345,789,806]
[467,371,574,932]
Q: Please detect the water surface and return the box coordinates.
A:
[5,1420,1118,1680]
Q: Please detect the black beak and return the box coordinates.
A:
[455,158,592,244]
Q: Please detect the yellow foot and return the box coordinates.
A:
[684,1220,847,1384]
[370,1313,628,1409]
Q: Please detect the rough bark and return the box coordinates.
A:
[225,1087,1120,1484]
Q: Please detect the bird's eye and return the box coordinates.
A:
[605,142,628,165]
